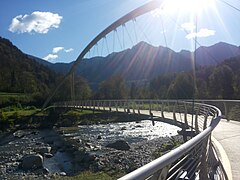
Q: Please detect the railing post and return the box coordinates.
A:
[161,102,165,119]
[103,101,105,111]
[115,101,118,112]
[149,100,152,116]
[93,100,95,114]
[138,101,141,115]
[133,101,135,114]
[127,100,130,113]
[199,136,210,180]
[195,105,200,134]
[184,103,188,128]
[109,101,111,112]
[173,102,177,121]
[203,107,210,130]
[223,102,229,121]
[150,165,171,180]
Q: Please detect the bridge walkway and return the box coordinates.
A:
[213,119,240,180]
[95,107,238,179]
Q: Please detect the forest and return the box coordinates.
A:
[92,55,240,100]
[1,36,240,109]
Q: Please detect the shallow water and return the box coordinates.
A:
[64,120,181,145]
[46,120,181,174]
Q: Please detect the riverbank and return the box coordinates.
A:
[0,110,184,179]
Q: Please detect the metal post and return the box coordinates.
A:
[203,107,210,130]
[195,105,200,134]
[161,102,165,119]
[173,102,177,121]
[223,102,229,121]
[199,137,210,180]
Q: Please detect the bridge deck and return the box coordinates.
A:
[213,119,240,180]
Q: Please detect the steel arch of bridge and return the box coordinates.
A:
[42,0,164,109]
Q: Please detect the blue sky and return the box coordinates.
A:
[0,0,240,63]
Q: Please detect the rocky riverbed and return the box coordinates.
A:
[0,120,183,179]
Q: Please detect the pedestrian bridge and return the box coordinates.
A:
[42,0,240,179]
[53,99,229,179]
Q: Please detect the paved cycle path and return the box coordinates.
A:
[213,119,240,180]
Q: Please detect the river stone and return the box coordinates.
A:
[44,153,53,158]
[35,146,51,155]
[13,130,26,138]
[59,172,67,176]
[21,154,43,170]
[106,140,130,150]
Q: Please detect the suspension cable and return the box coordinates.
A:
[218,0,240,12]
[192,14,198,132]
[96,43,99,55]
[92,44,96,57]
[116,28,123,49]
[101,37,105,56]
[113,29,116,52]
[135,19,152,44]
[124,23,134,47]
[122,24,125,49]
[166,14,220,65]
[105,36,110,55]
[132,19,138,44]
[160,15,168,47]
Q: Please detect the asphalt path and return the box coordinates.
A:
[213,119,240,180]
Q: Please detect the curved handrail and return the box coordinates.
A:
[119,104,221,179]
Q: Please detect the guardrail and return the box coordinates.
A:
[188,100,240,122]
[53,100,225,179]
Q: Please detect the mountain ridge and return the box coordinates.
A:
[30,41,240,87]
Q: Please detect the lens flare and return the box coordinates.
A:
[153,0,216,15]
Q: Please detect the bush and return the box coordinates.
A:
[228,105,240,121]
[12,111,20,119]
[0,111,6,121]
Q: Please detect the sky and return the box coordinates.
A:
[0,0,240,63]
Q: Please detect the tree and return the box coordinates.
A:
[75,76,92,100]
[209,65,234,99]
[97,75,127,99]
[149,74,176,99]
[167,73,194,99]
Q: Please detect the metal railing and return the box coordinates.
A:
[53,100,225,179]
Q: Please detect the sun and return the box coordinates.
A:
[153,0,216,16]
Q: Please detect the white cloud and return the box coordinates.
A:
[9,11,62,34]
[52,47,64,54]
[181,22,196,32]
[43,54,58,61]
[44,46,73,61]
[64,48,74,53]
[186,28,216,39]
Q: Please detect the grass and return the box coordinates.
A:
[54,171,113,180]
[0,92,33,106]
[64,109,101,116]
[0,92,26,96]
[228,105,240,121]
[2,109,39,118]
[152,137,183,158]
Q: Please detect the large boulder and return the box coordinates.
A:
[106,140,130,150]
[13,130,27,138]
[21,154,43,170]
[35,146,51,155]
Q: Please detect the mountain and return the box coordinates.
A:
[31,42,193,86]
[30,41,240,88]
[0,37,57,95]
[182,42,240,66]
